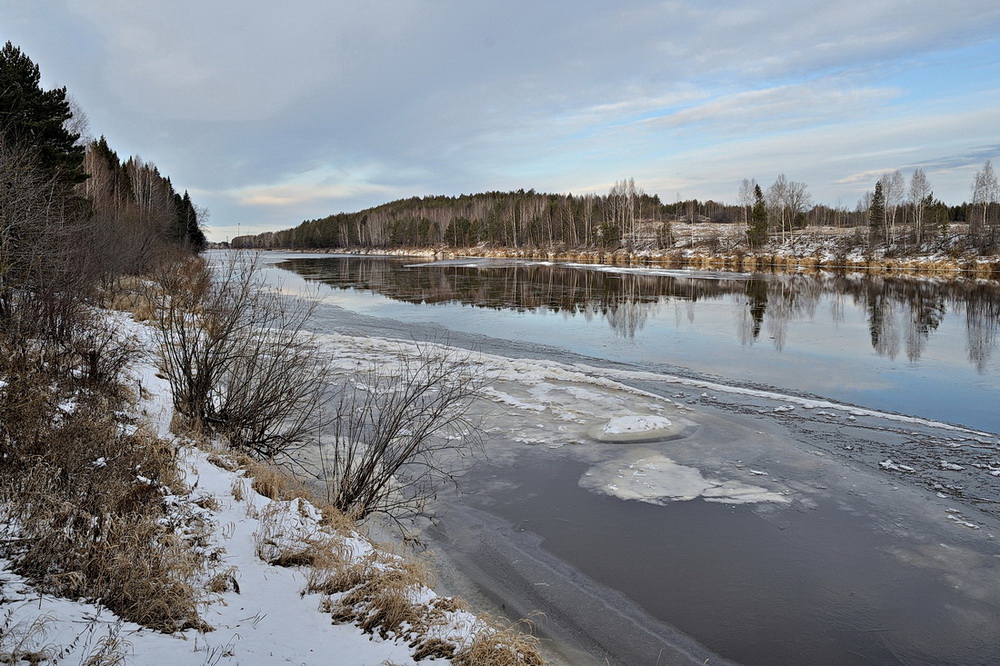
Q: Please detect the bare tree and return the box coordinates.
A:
[151,252,328,459]
[766,174,790,241]
[909,168,932,244]
[738,178,757,230]
[971,160,999,241]
[606,178,640,248]
[316,346,486,522]
[879,170,905,244]
[785,180,813,231]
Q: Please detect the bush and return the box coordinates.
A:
[317,345,486,522]
[150,252,327,459]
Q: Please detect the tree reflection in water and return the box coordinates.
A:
[279,257,1000,372]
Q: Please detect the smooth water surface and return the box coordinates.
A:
[278,255,1000,432]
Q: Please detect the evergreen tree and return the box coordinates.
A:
[0,42,86,184]
[747,184,768,248]
[176,191,207,250]
[869,181,886,242]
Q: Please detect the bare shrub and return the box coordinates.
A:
[317,345,486,522]
[150,252,327,459]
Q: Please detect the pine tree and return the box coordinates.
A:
[0,42,86,185]
[747,184,768,248]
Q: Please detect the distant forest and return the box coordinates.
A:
[232,170,1000,253]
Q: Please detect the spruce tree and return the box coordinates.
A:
[747,184,768,248]
[869,181,886,242]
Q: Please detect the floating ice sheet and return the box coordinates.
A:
[580,453,790,505]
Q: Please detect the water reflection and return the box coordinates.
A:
[278,256,1000,372]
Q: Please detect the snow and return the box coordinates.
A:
[880,459,916,473]
[1,458,424,666]
[602,415,673,435]
[0,314,484,666]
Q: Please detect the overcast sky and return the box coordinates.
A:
[3,1,999,241]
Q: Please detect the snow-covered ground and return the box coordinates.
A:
[0,315,497,666]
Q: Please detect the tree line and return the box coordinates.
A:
[234,168,999,255]
[234,182,669,251]
[1,40,206,338]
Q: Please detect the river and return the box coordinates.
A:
[256,252,1000,665]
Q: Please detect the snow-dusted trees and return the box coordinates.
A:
[971,160,999,242]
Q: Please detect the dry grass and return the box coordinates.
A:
[316,556,430,639]
[242,460,353,532]
[0,319,207,634]
[100,275,156,322]
[452,616,546,666]
[307,547,544,664]
[224,440,546,664]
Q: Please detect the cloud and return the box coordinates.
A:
[641,81,900,134]
[2,0,999,240]
[230,181,396,207]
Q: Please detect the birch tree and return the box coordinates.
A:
[908,168,932,243]
[971,160,999,241]
[766,174,790,241]
[879,170,905,244]
[738,178,757,231]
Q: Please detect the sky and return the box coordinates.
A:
[2,1,999,242]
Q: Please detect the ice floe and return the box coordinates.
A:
[579,453,789,506]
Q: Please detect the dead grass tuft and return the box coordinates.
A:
[452,616,546,666]
[322,557,430,640]
[411,637,456,661]
[230,477,247,502]
[249,462,314,502]
[206,567,241,595]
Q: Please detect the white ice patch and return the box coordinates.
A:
[602,415,672,435]
[580,454,789,506]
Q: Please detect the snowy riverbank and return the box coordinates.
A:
[0,313,539,666]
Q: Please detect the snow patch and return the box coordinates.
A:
[602,415,673,435]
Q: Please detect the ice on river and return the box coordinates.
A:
[597,415,672,438]
[580,452,790,505]
[312,329,794,507]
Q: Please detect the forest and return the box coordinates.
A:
[232,171,1000,256]
[0,39,205,322]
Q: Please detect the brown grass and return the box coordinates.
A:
[316,556,429,639]
[0,322,207,634]
[230,449,546,664]
[452,616,546,666]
